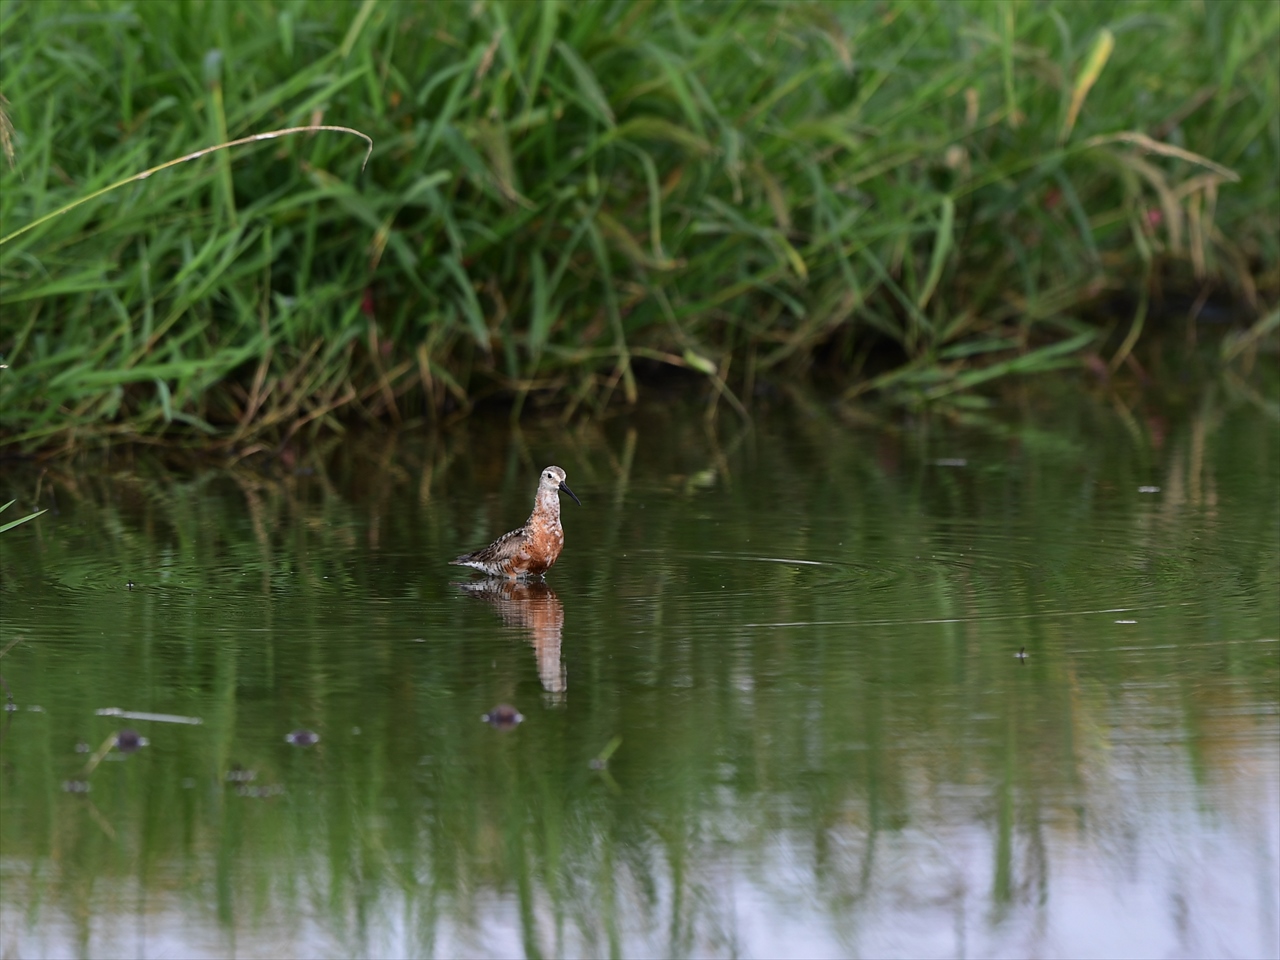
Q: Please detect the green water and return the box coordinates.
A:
[2,387,1277,959]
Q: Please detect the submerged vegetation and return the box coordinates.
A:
[0,0,1277,450]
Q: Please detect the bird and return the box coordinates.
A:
[451,465,581,579]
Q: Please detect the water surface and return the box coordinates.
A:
[2,385,1277,958]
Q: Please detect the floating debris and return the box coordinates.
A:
[226,765,257,783]
[82,733,120,774]
[62,780,91,794]
[1115,619,1138,624]
[74,740,90,754]
[1137,486,1161,494]
[95,708,202,725]
[933,458,968,467]
[482,705,523,730]
[285,729,320,747]
[26,704,44,713]
[81,729,147,775]
[116,729,148,753]
[590,735,623,770]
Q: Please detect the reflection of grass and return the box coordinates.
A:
[0,395,1276,952]
[1,1,1276,449]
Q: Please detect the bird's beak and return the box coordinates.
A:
[559,480,581,506]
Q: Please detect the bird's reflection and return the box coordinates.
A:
[456,579,566,699]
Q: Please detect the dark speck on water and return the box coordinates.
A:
[116,729,147,752]
[482,705,523,729]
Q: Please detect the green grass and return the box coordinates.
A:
[1,0,1277,449]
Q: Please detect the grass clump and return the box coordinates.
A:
[0,0,1276,450]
